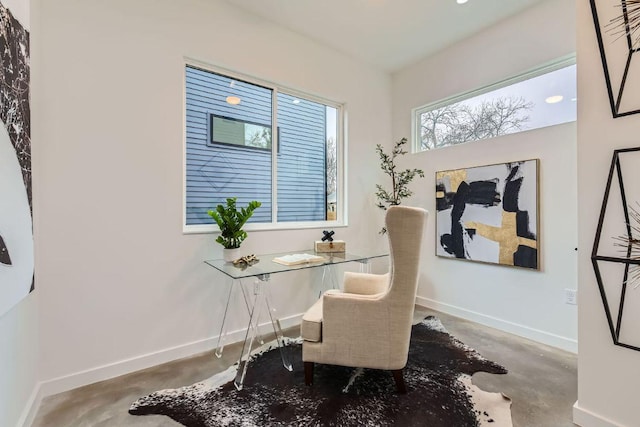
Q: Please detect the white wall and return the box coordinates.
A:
[0,296,38,427]
[35,0,391,392]
[575,0,640,425]
[391,0,578,351]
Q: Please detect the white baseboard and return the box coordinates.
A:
[17,382,43,427]
[415,296,578,353]
[37,313,303,400]
[573,401,621,427]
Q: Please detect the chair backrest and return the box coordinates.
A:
[384,205,428,361]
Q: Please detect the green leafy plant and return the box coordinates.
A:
[375,137,425,234]
[208,198,262,249]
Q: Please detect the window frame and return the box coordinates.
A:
[183,58,347,234]
[208,113,271,151]
[411,54,576,153]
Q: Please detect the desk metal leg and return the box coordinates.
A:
[234,280,263,390]
[320,264,340,297]
[233,274,290,390]
[214,278,263,359]
[358,258,372,273]
[238,278,265,346]
[214,278,234,358]
[264,287,293,371]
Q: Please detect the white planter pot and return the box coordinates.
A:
[223,248,240,263]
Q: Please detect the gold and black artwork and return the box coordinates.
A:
[436,159,539,270]
[590,0,640,117]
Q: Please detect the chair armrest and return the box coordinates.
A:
[343,272,389,295]
[322,291,387,338]
[320,291,404,369]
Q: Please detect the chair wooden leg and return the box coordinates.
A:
[304,362,314,386]
[392,369,407,394]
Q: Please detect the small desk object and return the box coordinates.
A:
[205,250,386,390]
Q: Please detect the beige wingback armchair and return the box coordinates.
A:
[301,205,428,393]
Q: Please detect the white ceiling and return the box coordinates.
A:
[222,0,546,73]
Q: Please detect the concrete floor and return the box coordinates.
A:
[32,307,577,427]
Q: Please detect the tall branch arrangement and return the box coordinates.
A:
[613,202,640,288]
[375,138,425,234]
[606,0,640,49]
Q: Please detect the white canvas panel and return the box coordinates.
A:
[438,174,454,193]
[0,124,33,317]
[466,163,506,188]
[463,204,502,228]
[465,234,500,263]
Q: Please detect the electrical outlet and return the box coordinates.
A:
[565,288,577,305]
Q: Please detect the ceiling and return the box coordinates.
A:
[222,0,546,73]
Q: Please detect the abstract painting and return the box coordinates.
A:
[0,0,32,317]
[436,159,539,270]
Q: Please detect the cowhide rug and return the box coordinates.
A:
[129,316,512,426]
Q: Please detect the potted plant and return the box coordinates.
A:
[208,198,262,262]
[375,137,425,234]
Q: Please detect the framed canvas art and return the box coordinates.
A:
[436,159,539,270]
[0,0,32,317]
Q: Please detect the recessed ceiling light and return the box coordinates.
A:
[545,95,564,104]
[292,99,300,104]
[226,96,241,105]
[456,0,468,4]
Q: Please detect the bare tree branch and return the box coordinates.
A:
[420,96,533,149]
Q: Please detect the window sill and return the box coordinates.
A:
[183,220,348,235]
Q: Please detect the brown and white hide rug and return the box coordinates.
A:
[129,316,512,426]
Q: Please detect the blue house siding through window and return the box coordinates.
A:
[277,92,326,222]
[185,66,328,226]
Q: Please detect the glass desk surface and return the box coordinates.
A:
[205,250,387,279]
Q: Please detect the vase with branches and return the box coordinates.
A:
[375,137,425,233]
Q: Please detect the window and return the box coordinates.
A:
[413,57,576,152]
[184,63,343,231]
[208,114,274,151]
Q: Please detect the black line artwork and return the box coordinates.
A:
[590,0,640,118]
[592,147,640,352]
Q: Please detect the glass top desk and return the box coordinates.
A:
[204,250,387,390]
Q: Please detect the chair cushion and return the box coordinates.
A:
[301,298,323,342]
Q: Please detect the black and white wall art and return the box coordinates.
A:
[436,159,539,270]
[0,0,32,317]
